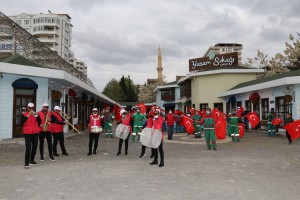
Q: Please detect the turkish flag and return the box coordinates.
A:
[283,120,300,141]
[246,112,260,128]
[113,103,122,122]
[212,108,223,120]
[237,106,244,118]
[136,102,146,114]
[215,117,226,139]
[272,117,284,126]
[238,123,245,138]
[183,116,195,135]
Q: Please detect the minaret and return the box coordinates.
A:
[157,46,163,82]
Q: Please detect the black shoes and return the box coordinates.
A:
[158,162,164,167]
[50,157,55,161]
[93,151,97,154]
[53,153,60,157]
[150,160,158,165]
[150,154,154,159]
[40,157,44,161]
[125,151,128,155]
[116,151,121,156]
[29,161,39,166]
[62,152,69,156]
[24,163,29,169]
[139,154,146,159]
[87,153,92,156]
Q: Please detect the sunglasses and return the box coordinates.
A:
[44,106,49,108]
[28,107,34,109]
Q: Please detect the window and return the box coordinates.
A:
[161,89,175,101]
[214,103,223,112]
[261,98,269,120]
[200,104,208,110]
[16,20,22,25]
[275,96,292,119]
[24,20,30,25]
[245,100,251,112]
[180,80,191,97]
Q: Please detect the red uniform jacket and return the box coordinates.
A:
[22,112,40,134]
[38,110,53,132]
[52,112,65,133]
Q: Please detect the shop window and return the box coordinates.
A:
[275,96,292,119]
[261,98,269,120]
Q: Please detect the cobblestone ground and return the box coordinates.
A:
[1,130,300,200]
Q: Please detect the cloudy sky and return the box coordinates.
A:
[2,0,300,91]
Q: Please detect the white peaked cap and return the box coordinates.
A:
[92,108,98,111]
[28,103,34,107]
[120,109,127,115]
[43,103,49,107]
[54,106,61,111]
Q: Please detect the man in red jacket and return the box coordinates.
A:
[166,110,175,140]
[21,103,41,168]
[38,103,55,162]
[87,108,102,156]
[52,106,69,157]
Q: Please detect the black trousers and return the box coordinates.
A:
[153,141,164,163]
[118,133,131,152]
[89,133,100,153]
[39,131,53,158]
[141,145,155,157]
[52,132,67,154]
[24,134,39,164]
[286,130,292,143]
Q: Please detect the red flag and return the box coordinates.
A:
[212,108,222,120]
[237,106,244,118]
[246,112,260,128]
[238,123,245,138]
[183,116,195,135]
[215,117,226,139]
[113,103,122,122]
[136,102,146,114]
[272,117,284,126]
[283,120,300,141]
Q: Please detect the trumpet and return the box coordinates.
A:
[61,112,80,134]
[28,110,38,117]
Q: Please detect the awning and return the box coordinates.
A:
[12,78,38,89]
[68,89,77,97]
[249,92,260,101]
[227,96,236,103]
[163,103,175,107]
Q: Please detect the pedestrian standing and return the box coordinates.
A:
[267,108,277,137]
[21,103,41,168]
[38,103,55,161]
[284,113,294,144]
[87,108,102,155]
[242,107,250,131]
[228,108,242,142]
[102,106,114,138]
[131,107,146,142]
[52,106,69,156]
[166,110,175,140]
[192,111,202,138]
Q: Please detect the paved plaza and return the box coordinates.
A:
[0,130,300,200]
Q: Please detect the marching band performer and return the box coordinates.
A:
[149,109,165,167]
[51,106,69,156]
[139,114,155,159]
[21,103,41,168]
[201,108,217,150]
[117,109,132,156]
[38,103,55,161]
[131,107,146,143]
[87,108,102,156]
[102,106,114,138]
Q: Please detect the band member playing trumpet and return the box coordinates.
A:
[51,106,69,156]
[87,108,102,156]
[21,103,41,169]
[116,109,132,156]
[38,103,55,161]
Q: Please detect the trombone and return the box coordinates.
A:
[62,112,81,134]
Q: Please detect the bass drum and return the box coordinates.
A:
[115,123,130,140]
[90,126,102,133]
[140,127,162,149]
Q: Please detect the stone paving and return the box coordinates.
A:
[0,130,300,200]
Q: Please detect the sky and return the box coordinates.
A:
[1,0,300,92]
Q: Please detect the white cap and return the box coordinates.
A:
[120,109,127,115]
[28,103,34,107]
[54,106,61,111]
[42,103,49,107]
[155,109,161,113]
[92,108,98,111]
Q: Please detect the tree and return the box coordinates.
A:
[244,33,300,79]
[102,78,125,102]
[138,80,166,103]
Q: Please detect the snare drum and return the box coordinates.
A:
[90,126,102,133]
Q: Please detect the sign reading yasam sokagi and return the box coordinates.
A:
[189,52,239,72]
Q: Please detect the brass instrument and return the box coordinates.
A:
[62,112,80,134]
[42,111,51,131]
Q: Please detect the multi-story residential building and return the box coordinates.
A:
[72,58,88,76]
[9,11,74,62]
